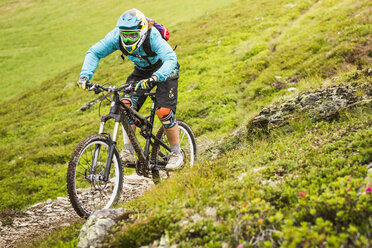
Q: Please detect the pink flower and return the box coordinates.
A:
[257,218,264,225]
[237,244,244,248]
[347,176,351,181]
[298,192,306,197]
[366,186,372,194]
[243,203,247,207]
[346,187,350,191]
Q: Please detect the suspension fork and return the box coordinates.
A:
[88,121,106,176]
[93,93,122,181]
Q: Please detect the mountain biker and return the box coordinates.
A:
[76,8,183,170]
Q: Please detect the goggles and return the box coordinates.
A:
[119,30,140,45]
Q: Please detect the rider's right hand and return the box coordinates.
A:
[77,77,88,90]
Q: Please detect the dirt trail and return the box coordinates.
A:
[0,174,152,248]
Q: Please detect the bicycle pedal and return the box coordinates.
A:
[125,163,136,168]
[154,165,166,170]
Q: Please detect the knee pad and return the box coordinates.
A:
[157,107,177,129]
[120,97,132,108]
[121,96,139,109]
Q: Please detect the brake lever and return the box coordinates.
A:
[94,87,103,94]
[89,84,102,94]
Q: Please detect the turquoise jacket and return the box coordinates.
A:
[80,27,178,82]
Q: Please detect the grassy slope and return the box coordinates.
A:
[110,99,372,248]
[0,0,238,209]
[0,0,236,102]
[0,0,371,246]
[0,0,370,210]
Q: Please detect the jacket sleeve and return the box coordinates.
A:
[80,28,120,80]
[149,28,178,82]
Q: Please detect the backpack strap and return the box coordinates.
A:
[142,29,157,57]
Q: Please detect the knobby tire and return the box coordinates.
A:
[67,134,123,218]
[151,119,197,184]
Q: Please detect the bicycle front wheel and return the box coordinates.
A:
[151,119,197,183]
[67,134,123,218]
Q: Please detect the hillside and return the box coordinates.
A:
[0,0,371,247]
[0,0,236,102]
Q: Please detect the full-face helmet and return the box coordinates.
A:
[117,8,148,53]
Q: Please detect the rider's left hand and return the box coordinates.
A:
[135,76,156,91]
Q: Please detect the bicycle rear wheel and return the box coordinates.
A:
[67,134,123,218]
[151,119,197,183]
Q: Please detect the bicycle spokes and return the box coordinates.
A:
[67,135,123,217]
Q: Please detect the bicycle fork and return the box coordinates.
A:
[89,93,124,182]
[87,121,120,182]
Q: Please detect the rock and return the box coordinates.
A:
[190,214,203,223]
[1,172,152,248]
[300,93,320,106]
[159,234,170,246]
[363,67,372,77]
[281,99,299,112]
[367,162,372,170]
[246,80,372,133]
[238,173,247,181]
[179,220,189,227]
[78,208,125,248]
[205,207,217,218]
[125,173,152,184]
[272,80,287,90]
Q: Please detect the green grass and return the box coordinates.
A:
[0,0,371,246]
[0,0,237,102]
[19,221,83,248]
[0,0,370,211]
[107,103,372,247]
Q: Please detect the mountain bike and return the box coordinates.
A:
[67,82,197,217]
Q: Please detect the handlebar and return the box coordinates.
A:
[86,82,135,95]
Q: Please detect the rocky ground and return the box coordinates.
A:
[0,174,152,248]
[205,69,372,160]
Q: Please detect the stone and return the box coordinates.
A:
[179,220,189,227]
[366,162,372,170]
[300,93,320,106]
[125,173,152,184]
[238,173,247,181]
[78,208,125,248]
[221,242,230,248]
[205,207,217,218]
[190,214,203,223]
[159,234,169,246]
[272,80,287,90]
[281,99,299,112]
[1,173,152,248]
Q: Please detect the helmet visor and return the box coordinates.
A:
[119,30,140,45]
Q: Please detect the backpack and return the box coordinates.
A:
[147,18,170,41]
[119,18,175,68]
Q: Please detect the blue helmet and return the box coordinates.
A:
[117,9,148,53]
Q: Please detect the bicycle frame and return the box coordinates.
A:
[94,89,172,179]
